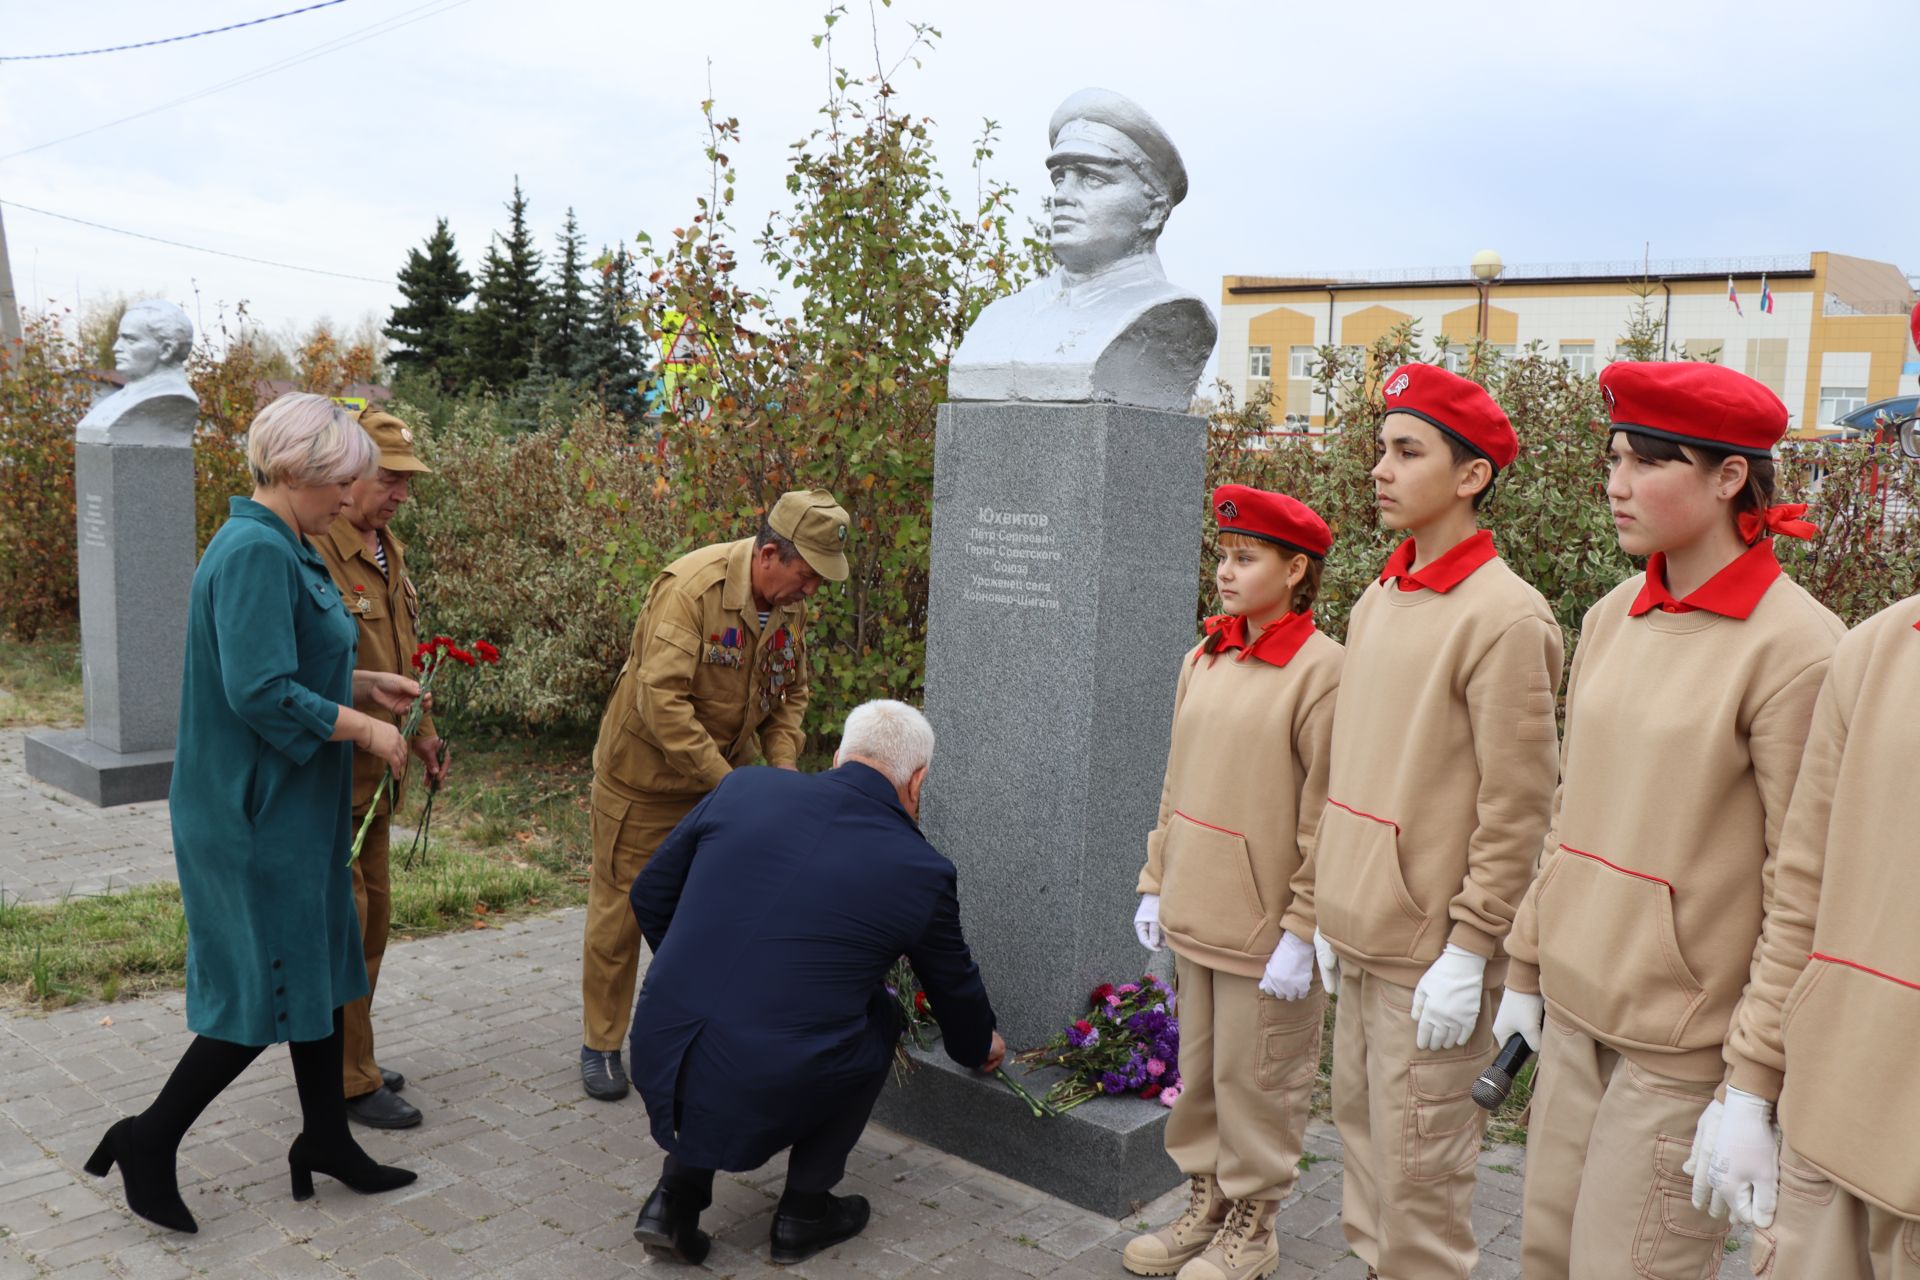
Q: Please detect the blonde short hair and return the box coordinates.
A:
[246,392,376,488]
[838,700,936,786]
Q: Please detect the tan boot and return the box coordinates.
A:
[1173,1196,1281,1280]
[1122,1175,1229,1276]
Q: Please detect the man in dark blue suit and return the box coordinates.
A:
[626,700,1004,1265]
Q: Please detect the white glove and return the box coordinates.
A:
[1133,894,1164,952]
[1258,932,1316,1001]
[1313,929,1340,998]
[1709,1087,1781,1228]
[1411,943,1488,1051]
[1490,988,1545,1053]
[1684,1099,1730,1219]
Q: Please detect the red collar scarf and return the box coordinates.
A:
[1629,539,1783,620]
[1197,609,1317,669]
[1377,529,1498,594]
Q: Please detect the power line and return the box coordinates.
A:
[0,0,475,163]
[1,2,352,63]
[0,199,390,285]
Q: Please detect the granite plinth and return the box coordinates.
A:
[23,728,173,807]
[870,1041,1181,1217]
[923,401,1204,1054]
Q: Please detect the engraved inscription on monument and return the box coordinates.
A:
[81,493,107,549]
[962,506,1063,611]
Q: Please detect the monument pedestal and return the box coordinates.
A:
[886,400,1203,1212]
[25,439,193,807]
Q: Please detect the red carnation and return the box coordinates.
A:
[447,647,477,667]
[473,640,500,664]
[914,990,930,1013]
[1089,984,1115,1006]
[433,635,454,649]
[1139,1084,1162,1100]
[1072,1019,1094,1036]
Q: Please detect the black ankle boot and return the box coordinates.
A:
[84,1117,198,1234]
[287,1132,416,1201]
[632,1180,712,1264]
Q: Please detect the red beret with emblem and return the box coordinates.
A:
[1212,484,1332,559]
[1597,361,1787,459]
[1380,363,1518,471]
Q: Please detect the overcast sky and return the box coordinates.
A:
[1,0,1913,353]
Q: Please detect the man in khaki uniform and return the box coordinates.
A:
[312,408,447,1130]
[579,488,851,1101]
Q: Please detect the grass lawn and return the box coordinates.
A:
[0,626,84,728]
[3,627,598,1010]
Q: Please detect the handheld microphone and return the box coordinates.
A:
[1472,1034,1534,1110]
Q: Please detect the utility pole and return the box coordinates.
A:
[0,198,23,360]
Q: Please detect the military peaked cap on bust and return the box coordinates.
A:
[1046,87,1188,206]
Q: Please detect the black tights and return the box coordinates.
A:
[135,1007,360,1161]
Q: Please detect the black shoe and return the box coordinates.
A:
[345,1086,422,1130]
[770,1193,871,1264]
[580,1046,629,1101]
[632,1181,712,1265]
[287,1132,416,1202]
[380,1067,406,1094]
[84,1117,198,1234]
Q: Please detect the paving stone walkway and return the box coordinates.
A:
[0,725,1757,1278]
[0,732,175,904]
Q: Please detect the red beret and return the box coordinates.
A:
[1909,301,1920,355]
[1212,484,1332,558]
[1380,364,1518,471]
[1597,361,1787,459]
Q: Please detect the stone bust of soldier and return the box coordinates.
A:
[948,87,1218,413]
[76,299,199,446]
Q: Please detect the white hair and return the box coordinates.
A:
[839,700,935,786]
[246,392,376,488]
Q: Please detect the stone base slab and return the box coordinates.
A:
[871,1041,1181,1217]
[23,729,173,807]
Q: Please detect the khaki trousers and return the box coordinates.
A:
[1165,955,1325,1202]
[1332,965,1496,1280]
[343,812,391,1098]
[1753,1140,1920,1280]
[1520,1016,1728,1280]
[580,783,700,1051]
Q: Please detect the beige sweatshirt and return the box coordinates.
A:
[1724,594,1920,1218]
[1137,629,1343,978]
[1297,553,1563,987]
[1506,568,1843,1083]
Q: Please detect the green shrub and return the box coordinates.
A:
[0,314,91,640]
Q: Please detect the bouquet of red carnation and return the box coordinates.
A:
[883,957,1057,1117]
[347,635,500,865]
[1015,973,1181,1112]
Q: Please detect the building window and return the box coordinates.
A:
[1560,343,1596,376]
[1818,386,1868,425]
[1288,345,1315,378]
[1248,346,1272,379]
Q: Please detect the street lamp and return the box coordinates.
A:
[1470,249,1504,342]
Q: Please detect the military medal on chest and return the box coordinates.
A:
[350,584,373,615]
[705,627,745,668]
[759,625,799,712]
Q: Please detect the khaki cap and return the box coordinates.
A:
[357,408,431,474]
[767,488,851,582]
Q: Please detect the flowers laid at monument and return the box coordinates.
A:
[1017,973,1182,1112]
[885,959,1058,1117]
[348,635,500,865]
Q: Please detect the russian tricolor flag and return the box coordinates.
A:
[1728,275,1743,317]
[1760,275,1774,315]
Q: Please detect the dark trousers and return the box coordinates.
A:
[662,1060,891,1210]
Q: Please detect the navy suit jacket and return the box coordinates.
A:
[628,762,997,1170]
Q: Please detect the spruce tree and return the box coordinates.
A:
[384,218,472,389]
[575,246,651,418]
[542,208,590,380]
[464,178,546,387]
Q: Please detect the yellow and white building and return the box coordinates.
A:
[1219,252,1917,433]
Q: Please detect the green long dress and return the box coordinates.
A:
[170,497,369,1045]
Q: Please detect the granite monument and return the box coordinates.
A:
[26,300,200,805]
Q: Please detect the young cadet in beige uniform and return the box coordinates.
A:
[1497,361,1844,1280]
[311,409,444,1131]
[1707,580,1920,1277]
[1125,486,1342,1280]
[579,489,850,1101]
[1296,364,1563,1280]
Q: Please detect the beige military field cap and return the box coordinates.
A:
[768,488,851,582]
[357,408,431,474]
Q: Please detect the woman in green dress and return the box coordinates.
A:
[86,393,423,1232]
